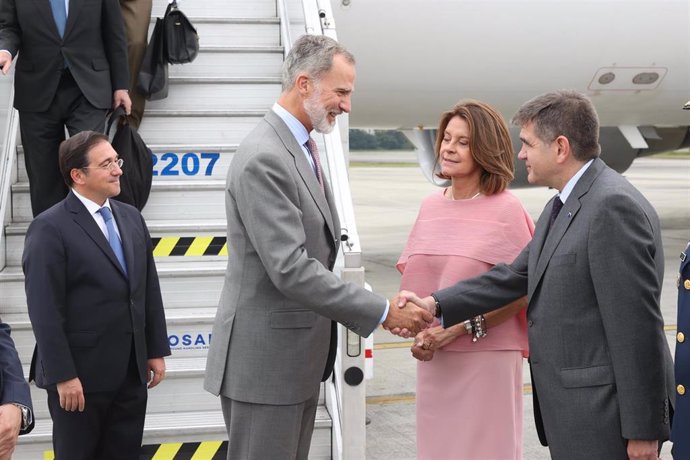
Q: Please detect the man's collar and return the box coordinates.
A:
[71,188,111,215]
[559,159,594,203]
[272,103,310,146]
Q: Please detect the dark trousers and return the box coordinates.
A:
[47,356,147,460]
[19,69,107,217]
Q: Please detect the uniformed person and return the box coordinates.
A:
[673,240,690,459]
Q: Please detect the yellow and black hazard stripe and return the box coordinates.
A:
[46,441,228,460]
[140,441,228,459]
[152,236,228,257]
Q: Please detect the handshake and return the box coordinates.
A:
[382,290,437,337]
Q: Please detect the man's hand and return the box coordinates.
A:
[57,377,85,412]
[147,357,166,389]
[388,291,437,337]
[382,295,433,335]
[626,439,659,460]
[0,404,21,459]
[0,51,13,76]
[113,89,132,115]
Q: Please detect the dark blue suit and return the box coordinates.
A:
[23,191,170,458]
[0,321,34,434]
[673,240,690,459]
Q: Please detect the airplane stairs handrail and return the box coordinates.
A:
[0,69,18,270]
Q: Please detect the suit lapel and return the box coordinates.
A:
[35,0,63,38]
[531,159,606,295]
[63,0,84,39]
[66,192,128,280]
[265,112,337,241]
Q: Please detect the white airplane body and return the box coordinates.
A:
[331,0,690,180]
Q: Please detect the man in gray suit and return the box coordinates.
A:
[204,34,432,459]
[403,91,673,459]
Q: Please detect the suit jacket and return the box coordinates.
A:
[436,158,673,459]
[204,110,386,405]
[672,241,690,458]
[23,192,170,392]
[0,0,129,112]
[0,321,34,434]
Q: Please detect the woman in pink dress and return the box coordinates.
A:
[397,100,535,460]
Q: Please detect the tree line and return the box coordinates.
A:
[349,129,415,150]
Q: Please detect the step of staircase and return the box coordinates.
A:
[168,47,283,78]
[168,18,281,48]
[0,261,226,314]
[23,355,218,418]
[17,144,238,183]
[145,78,280,112]
[137,109,265,145]
[1,305,218,367]
[4,220,228,267]
[11,180,228,223]
[13,406,332,459]
[151,0,276,18]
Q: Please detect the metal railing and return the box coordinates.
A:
[0,67,17,270]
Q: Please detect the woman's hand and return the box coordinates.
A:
[411,325,457,361]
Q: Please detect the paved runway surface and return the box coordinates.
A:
[349,155,689,459]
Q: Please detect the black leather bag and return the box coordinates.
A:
[163,0,199,64]
[106,107,154,211]
[137,17,169,100]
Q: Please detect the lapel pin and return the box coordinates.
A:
[567,212,572,218]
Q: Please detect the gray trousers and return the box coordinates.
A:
[221,389,320,460]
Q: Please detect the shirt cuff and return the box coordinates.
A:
[378,299,390,325]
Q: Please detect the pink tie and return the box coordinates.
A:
[306,137,325,193]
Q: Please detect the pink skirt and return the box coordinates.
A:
[416,349,523,460]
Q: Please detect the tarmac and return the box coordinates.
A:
[348,152,690,459]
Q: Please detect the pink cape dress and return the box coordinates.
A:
[397,189,535,460]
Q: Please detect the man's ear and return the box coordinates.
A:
[554,135,571,164]
[296,73,311,96]
[71,168,86,185]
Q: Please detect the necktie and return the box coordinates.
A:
[548,196,564,230]
[98,207,128,276]
[306,137,325,193]
[49,0,67,38]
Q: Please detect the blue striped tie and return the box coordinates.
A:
[49,0,67,38]
[98,207,128,276]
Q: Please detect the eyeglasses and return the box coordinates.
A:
[82,158,124,171]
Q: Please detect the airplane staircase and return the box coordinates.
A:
[0,0,368,458]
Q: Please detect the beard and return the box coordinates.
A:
[304,87,338,134]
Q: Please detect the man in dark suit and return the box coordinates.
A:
[22,131,170,458]
[204,34,432,459]
[673,240,690,458]
[0,0,132,217]
[0,320,34,459]
[402,90,673,459]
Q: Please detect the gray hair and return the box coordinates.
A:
[511,90,601,161]
[281,35,355,91]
